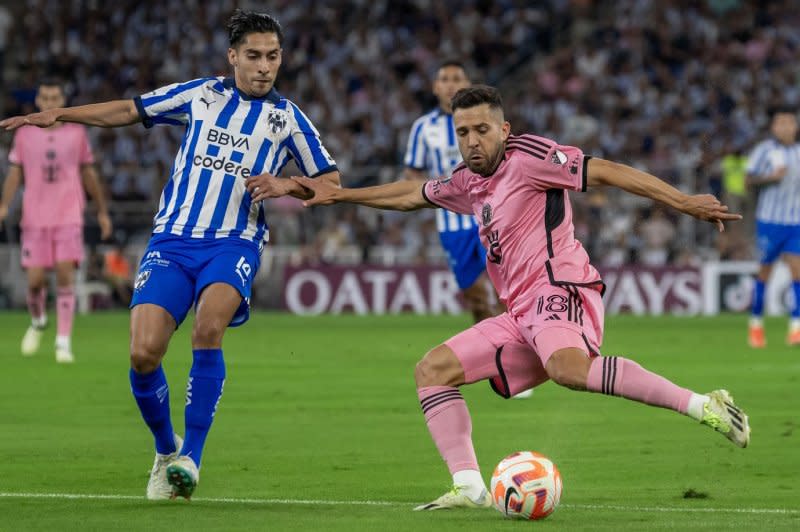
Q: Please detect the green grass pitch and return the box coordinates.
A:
[0,311,798,531]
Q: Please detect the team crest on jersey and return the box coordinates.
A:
[134,269,151,291]
[481,203,493,226]
[266,110,288,135]
[550,149,568,165]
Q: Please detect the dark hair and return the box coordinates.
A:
[769,105,797,120]
[451,85,503,113]
[438,59,467,74]
[38,77,65,94]
[227,9,284,47]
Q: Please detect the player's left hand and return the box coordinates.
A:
[682,194,742,232]
[0,109,60,130]
[245,172,292,202]
[97,211,113,240]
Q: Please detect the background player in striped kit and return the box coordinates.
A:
[745,106,800,348]
[0,79,112,363]
[294,85,749,511]
[404,61,498,324]
[404,61,531,399]
[1,10,340,500]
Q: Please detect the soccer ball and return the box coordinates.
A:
[490,451,562,520]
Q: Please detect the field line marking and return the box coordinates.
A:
[0,492,798,515]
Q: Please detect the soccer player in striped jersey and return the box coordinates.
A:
[1,10,339,500]
[295,86,749,510]
[404,61,499,324]
[0,79,112,363]
[745,106,800,347]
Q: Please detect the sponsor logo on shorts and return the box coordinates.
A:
[235,256,252,286]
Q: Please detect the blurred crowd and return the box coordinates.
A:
[1,0,798,267]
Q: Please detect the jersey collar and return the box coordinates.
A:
[223,78,281,104]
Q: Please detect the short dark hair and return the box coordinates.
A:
[451,85,503,113]
[769,105,797,120]
[438,59,467,74]
[38,77,65,94]
[227,9,284,48]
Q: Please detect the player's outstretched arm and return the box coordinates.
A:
[586,157,742,232]
[0,100,140,130]
[291,175,431,211]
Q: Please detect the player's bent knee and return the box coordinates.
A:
[545,348,590,391]
[129,339,166,374]
[414,345,465,388]
[191,319,226,348]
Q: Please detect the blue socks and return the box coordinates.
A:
[180,349,226,467]
[751,278,766,317]
[130,366,176,455]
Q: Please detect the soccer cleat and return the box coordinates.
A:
[166,455,200,499]
[700,389,750,448]
[21,325,44,356]
[413,485,492,511]
[55,347,75,364]
[787,329,800,346]
[146,434,184,500]
[747,325,766,348]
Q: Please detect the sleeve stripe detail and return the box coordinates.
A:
[511,134,552,150]
[406,120,425,166]
[290,103,332,173]
[506,144,546,161]
[507,138,548,157]
[309,165,338,178]
[140,78,212,107]
[581,155,591,192]
[132,96,153,128]
[420,182,442,207]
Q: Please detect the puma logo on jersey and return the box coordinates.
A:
[199,97,215,109]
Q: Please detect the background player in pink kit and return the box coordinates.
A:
[294,85,751,510]
[0,80,112,363]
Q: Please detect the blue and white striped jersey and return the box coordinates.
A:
[747,138,800,225]
[134,77,336,243]
[404,108,475,233]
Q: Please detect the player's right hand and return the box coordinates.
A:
[291,176,340,207]
[0,110,59,130]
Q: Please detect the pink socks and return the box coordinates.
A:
[586,356,692,414]
[56,287,75,338]
[418,386,479,474]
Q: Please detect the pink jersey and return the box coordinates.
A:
[9,123,94,228]
[422,133,603,324]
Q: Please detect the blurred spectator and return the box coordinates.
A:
[104,241,133,306]
[1,0,796,266]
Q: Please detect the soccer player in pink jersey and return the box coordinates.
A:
[0,80,112,363]
[294,85,751,510]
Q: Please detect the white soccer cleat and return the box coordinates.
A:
[166,455,200,500]
[512,388,534,399]
[413,486,492,511]
[700,389,751,448]
[146,435,184,500]
[21,326,44,356]
[55,347,75,364]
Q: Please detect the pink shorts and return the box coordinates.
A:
[444,284,604,398]
[21,225,84,268]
